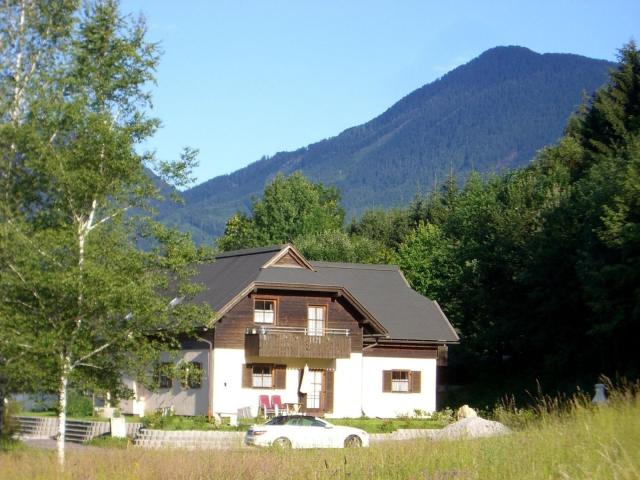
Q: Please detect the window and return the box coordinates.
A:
[392,370,409,392]
[382,370,421,393]
[185,362,202,389]
[254,300,275,324]
[252,365,273,388]
[307,306,325,336]
[305,369,323,409]
[154,362,173,389]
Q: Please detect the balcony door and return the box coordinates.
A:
[307,306,325,336]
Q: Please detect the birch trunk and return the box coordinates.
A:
[56,362,69,468]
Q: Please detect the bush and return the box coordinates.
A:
[84,436,129,449]
[65,391,93,418]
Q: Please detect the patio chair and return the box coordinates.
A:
[271,395,284,416]
[258,395,274,418]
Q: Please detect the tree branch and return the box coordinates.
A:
[88,205,131,233]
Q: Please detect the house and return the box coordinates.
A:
[120,245,459,419]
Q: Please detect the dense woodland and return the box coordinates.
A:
[218,43,640,405]
[158,46,613,242]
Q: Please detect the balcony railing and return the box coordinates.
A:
[245,325,351,359]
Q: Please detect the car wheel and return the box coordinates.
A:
[344,435,362,448]
[272,437,291,449]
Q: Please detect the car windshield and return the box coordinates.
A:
[265,416,330,427]
[265,416,287,425]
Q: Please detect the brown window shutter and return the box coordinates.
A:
[324,370,334,413]
[410,371,421,393]
[274,364,287,389]
[382,370,392,392]
[242,364,252,388]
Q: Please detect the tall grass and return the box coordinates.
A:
[1,385,639,479]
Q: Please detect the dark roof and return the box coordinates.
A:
[190,247,280,311]
[311,262,458,342]
[192,245,458,343]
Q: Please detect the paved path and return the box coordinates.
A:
[19,437,98,451]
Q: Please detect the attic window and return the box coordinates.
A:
[254,300,275,324]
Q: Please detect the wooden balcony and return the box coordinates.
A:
[245,326,351,359]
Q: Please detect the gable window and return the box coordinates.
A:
[307,306,325,336]
[254,300,275,324]
[382,370,421,393]
[252,365,273,388]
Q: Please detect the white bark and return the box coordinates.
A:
[56,358,70,468]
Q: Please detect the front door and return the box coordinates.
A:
[299,369,334,416]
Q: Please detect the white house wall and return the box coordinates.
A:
[328,353,363,418]
[120,349,437,419]
[213,348,337,418]
[361,356,437,418]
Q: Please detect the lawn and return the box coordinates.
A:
[330,417,446,432]
[1,387,639,479]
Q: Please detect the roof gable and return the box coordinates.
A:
[191,245,458,343]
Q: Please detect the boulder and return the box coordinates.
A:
[438,417,511,440]
[456,404,478,419]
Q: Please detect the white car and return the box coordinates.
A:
[245,415,369,448]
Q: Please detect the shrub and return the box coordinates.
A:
[65,391,93,418]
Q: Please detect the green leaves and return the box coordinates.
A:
[0,0,212,406]
[218,172,345,250]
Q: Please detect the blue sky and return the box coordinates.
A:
[121,0,640,185]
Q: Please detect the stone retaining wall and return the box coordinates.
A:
[14,416,143,443]
[134,429,245,449]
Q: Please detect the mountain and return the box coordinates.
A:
[158,46,614,243]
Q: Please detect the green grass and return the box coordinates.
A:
[0,437,26,453]
[330,417,446,432]
[83,436,130,449]
[141,414,252,431]
[1,385,638,479]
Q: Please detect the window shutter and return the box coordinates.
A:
[382,370,392,392]
[410,371,421,393]
[242,364,252,388]
[274,364,286,389]
[324,370,334,413]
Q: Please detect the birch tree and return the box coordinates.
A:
[0,0,211,465]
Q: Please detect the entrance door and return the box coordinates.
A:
[300,369,334,416]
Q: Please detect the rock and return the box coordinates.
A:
[456,404,478,419]
[438,417,511,440]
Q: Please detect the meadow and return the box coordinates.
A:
[1,388,638,480]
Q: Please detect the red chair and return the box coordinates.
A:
[271,395,283,415]
[258,395,274,417]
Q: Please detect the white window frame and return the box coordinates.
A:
[307,306,325,336]
[391,370,410,392]
[252,365,273,388]
[254,299,275,324]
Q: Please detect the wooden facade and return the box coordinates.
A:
[245,331,351,359]
[214,290,364,353]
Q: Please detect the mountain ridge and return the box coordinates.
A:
[158,46,614,242]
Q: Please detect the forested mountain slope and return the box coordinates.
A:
[159,46,613,242]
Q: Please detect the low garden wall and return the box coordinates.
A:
[13,416,143,443]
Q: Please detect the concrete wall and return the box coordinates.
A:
[120,349,210,416]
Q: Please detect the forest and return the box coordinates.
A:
[157,46,613,243]
[218,43,640,405]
